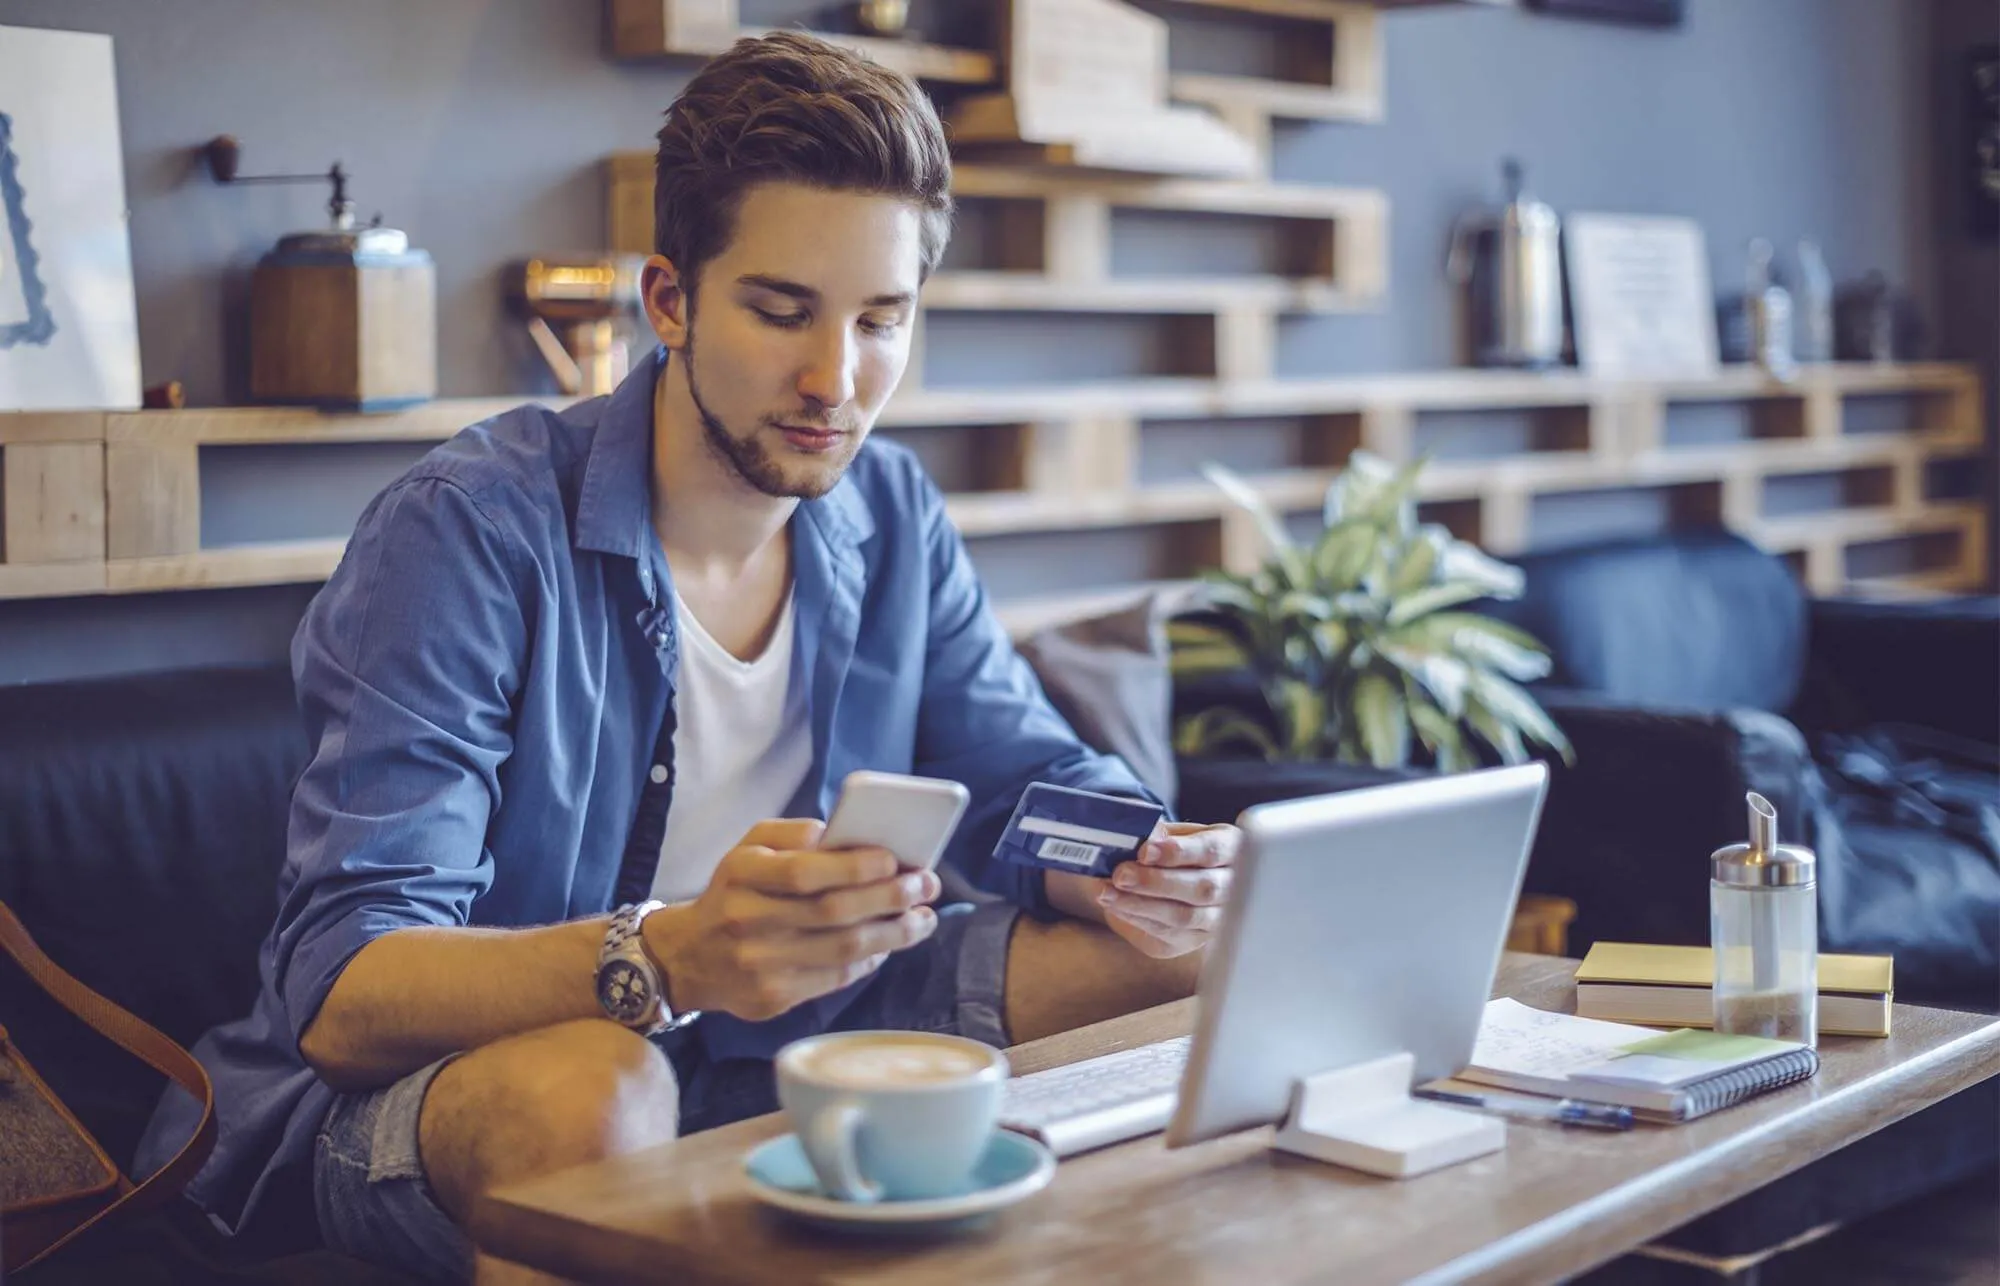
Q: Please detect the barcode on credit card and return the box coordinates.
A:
[1037,837,1102,866]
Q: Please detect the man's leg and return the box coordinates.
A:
[315,1016,680,1285]
[1002,915,1203,1045]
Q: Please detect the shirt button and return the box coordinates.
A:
[649,764,668,784]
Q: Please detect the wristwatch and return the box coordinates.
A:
[595,900,700,1036]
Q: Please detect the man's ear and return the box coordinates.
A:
[642,255,691,351]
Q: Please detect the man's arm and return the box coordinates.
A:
[905,469,1240,955]
[279,474,550,1090]
[906,473,1161,909]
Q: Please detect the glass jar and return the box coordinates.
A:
[1711,793,1818,1046]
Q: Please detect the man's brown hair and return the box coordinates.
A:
[653,31,954,295]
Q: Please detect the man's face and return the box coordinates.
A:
[657,182,925,500]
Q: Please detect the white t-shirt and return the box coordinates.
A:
[649,588,813,904]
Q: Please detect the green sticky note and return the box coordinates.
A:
[1620,1028,1791,1061]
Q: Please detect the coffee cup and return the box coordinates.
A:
[775,1030,1008,1203]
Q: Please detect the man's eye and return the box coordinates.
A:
[754,308,809,329]
[860,317,902,337]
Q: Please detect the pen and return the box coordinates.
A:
[1415,1087,1635,1131]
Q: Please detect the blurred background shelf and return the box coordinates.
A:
[3,362,1980,619]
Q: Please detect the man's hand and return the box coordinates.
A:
[1098,822,1241,960]
[640,820,940,1022]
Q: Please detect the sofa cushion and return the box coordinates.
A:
[1487,530,1808,714]
[0,664,305,1166]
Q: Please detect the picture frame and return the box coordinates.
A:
[0,110,56,350]
[1564,212,1719,380]
[0,23,141,411]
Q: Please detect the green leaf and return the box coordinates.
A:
[1197,578,1265,617]
[1360,456,1427,533]
[1352,670,1409,768]
[1201,462,1296,561]
[1449,626,1553,683]
[1271,676,1328,759]
[1389,525,1446,597]
[1411,611,1550,656]
[1437,541,1527,599]
[1405,686,1472,774]
[1170,642,1253,678]
[1465,696,1529,765]
[1469,671,1575,765]
[1174,706,1280,761]
[1378,643,1471,717]
[1312,618,1349,661]
[1275,590,1337,622]
[1312,524,1377,592]
[1385,580,1492,627]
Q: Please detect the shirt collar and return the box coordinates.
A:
[573,345,665,560]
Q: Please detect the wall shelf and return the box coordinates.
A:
[606,0,997,83]
[4,363,1981,627]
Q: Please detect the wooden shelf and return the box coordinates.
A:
[606,0,996,83]
[922,272,1367,314]
[1,363,1985,608]
[0,562,106,600]
[106,539,347,595]
[1169,73,1382,123]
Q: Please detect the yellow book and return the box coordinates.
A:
[1575,943,1893,1038]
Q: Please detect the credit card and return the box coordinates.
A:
[992,783,1166,879]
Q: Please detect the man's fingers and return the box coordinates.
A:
[724,844,899,895]
[1139,823,1241,869]
[738,818,826,852]
[757,906,939,970]
[1109,862,1232,906]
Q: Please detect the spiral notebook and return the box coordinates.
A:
[1460,999,1820,1123]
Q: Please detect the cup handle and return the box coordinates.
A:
[805,1100,881,1204]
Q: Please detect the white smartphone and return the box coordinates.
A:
[820,770,972,872]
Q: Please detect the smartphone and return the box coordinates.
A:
[820,770,972,872]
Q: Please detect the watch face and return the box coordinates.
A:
[597,958,655,1024]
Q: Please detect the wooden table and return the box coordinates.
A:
[477,955,2000,1285]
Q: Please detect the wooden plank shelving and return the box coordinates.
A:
[606,0,997,83]
[3,363,1982,627]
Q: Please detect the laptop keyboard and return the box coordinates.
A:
[1000,1036,1192,1157]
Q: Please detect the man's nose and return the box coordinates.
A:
[796,325,857,410]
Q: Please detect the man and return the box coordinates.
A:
[138,30,1239,1285]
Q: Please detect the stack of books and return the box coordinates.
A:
[1574,943,1893,1038]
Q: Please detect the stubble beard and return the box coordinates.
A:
[681,329,856,502]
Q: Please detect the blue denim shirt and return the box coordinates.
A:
[138,349,1153,1235]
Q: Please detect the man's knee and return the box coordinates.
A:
[419,1019,679,1223]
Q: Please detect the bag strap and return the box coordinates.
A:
[0,900,216,1271]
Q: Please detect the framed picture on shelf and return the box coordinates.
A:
[1564,212,1719,380]
[1524,0,1686,28]
[0,23,141,411]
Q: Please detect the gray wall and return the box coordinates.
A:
[0,0,1981,684]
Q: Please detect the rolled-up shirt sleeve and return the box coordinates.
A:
[273,475,531,1050]
[910,473,1164,919]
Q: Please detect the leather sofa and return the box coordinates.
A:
[2,529,1994,1279]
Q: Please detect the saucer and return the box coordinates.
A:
[742,1129,1056,1235]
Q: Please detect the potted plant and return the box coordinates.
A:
[1170,452,1573,774]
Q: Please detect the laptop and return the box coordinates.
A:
[999,764,1549,1157]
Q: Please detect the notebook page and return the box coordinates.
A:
[1469,998,1662,1079]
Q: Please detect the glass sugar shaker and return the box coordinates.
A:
[1711,792,1818,1046]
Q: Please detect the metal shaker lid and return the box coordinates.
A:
[1711,793,1816,888]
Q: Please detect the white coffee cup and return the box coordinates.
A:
[775,1030,1008,1203]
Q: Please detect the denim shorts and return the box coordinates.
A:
[312,899,1019,1282]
